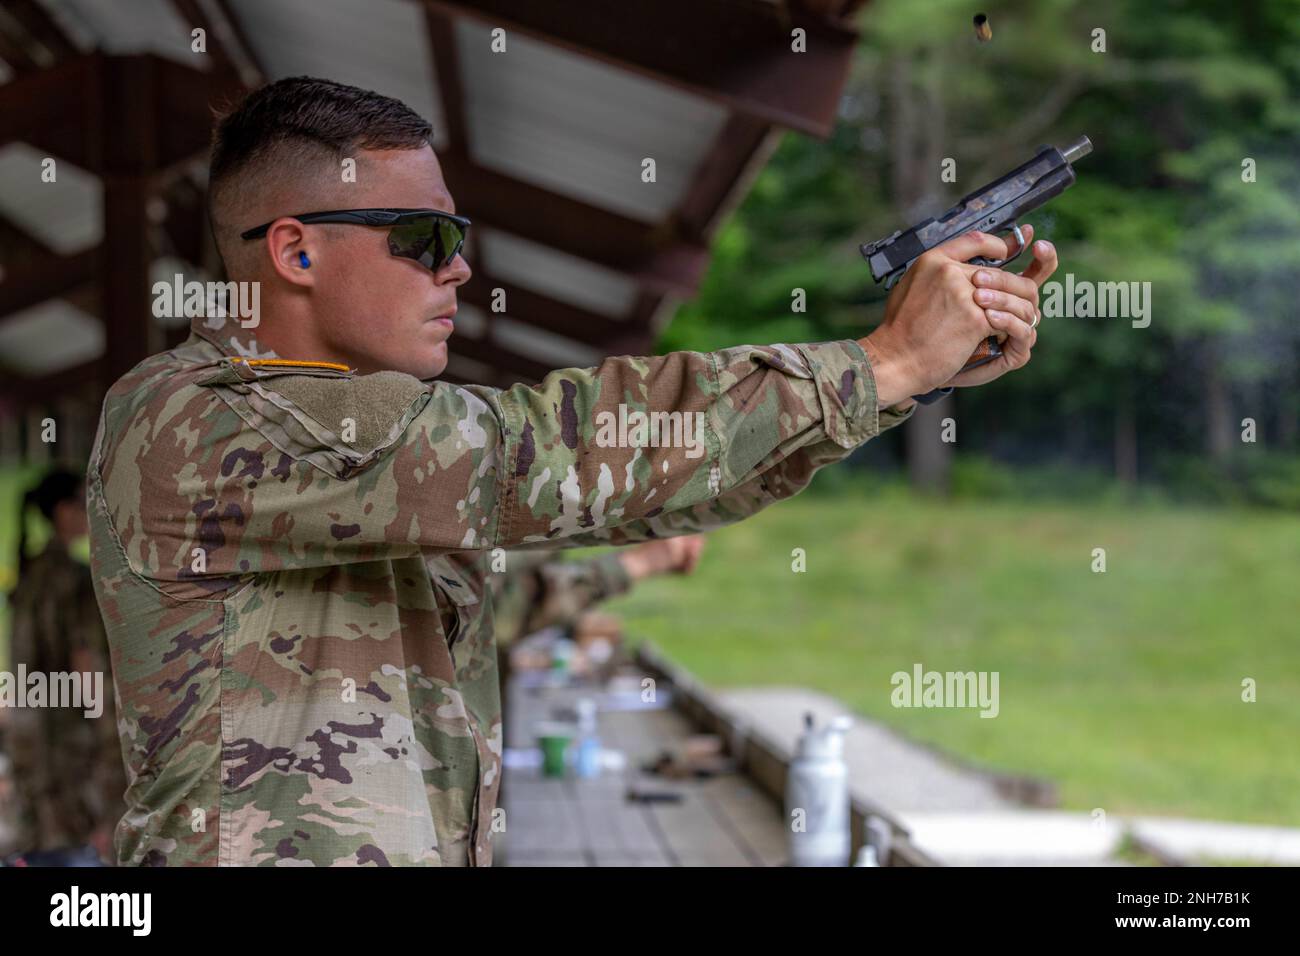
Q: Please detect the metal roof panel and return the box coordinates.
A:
[227,0,446,148]
[477,229,637,317]
[0,299,103,374]
[0,142,102,255]
[456,18,727,224]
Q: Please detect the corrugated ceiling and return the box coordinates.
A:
[1,0,802,383]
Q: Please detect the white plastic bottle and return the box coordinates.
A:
[573,697,601,778]
[786,712,853,866]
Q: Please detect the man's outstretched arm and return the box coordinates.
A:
[95,230,1051,584]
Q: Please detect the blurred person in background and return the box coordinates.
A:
[3,468,124,866]
[492,536,706,650]
[492,536,706,695]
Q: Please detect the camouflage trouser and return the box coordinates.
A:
[6,711,110,854]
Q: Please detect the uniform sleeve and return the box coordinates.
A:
[95,340,910,585]
[516,398,916,548]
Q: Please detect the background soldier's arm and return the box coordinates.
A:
[498,552,632,644]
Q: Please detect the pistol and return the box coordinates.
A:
[861,135,1092,403]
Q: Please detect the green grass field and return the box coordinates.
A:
[603,489,1300,826]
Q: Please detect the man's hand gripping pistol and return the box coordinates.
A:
[861,136,1092,404]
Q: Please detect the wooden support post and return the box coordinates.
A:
[99,57,157,385]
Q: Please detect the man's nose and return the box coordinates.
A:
[436,253,471,286]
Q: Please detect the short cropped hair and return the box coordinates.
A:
[208,76,433,269]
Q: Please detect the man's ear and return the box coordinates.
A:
[263,219,315,287]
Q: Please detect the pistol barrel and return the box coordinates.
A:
[1061,135,1092,165]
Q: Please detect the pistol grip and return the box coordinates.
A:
[962,334,1003,371]
[910,336,1002,405]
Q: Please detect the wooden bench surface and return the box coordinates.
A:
[499,675,789,867]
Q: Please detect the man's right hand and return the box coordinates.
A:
[859,228,1052,406]
[619,535,706,582]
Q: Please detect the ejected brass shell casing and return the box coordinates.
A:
[974,14,992,42]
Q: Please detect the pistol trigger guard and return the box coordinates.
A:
[968,222,1027,271]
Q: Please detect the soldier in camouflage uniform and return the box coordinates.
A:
[490,536,704,649]
[6,469,125,864]
[88,78,1055,866]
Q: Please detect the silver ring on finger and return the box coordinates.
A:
[1030,309,1041,330]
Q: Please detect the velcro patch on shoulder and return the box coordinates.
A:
[200,362,431,479]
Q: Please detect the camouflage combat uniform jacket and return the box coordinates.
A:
[8,543,125,854]
[88,313,913,866]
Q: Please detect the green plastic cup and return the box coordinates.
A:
[537,723,573,778]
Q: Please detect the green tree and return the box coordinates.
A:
[660,0,1300,495]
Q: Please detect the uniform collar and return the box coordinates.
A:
[189,312,281,360]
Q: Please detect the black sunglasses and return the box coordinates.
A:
[240,208,471,271]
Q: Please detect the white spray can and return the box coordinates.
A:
[786,712,852,866]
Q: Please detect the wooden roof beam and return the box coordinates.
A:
[168,0,264,88]
[0,248,97,320]
[459,274,630,348]
[0,214,98,320]
[0,13,45,74]
[674,113,779,244]
[0,357,102,403]
[425,8,470,157]
[0,54,242,176]
[438,154,708,297]
[448,332,562,384]
[0,54,95,160]
[422,0,858,138]
[3,0,78,64]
